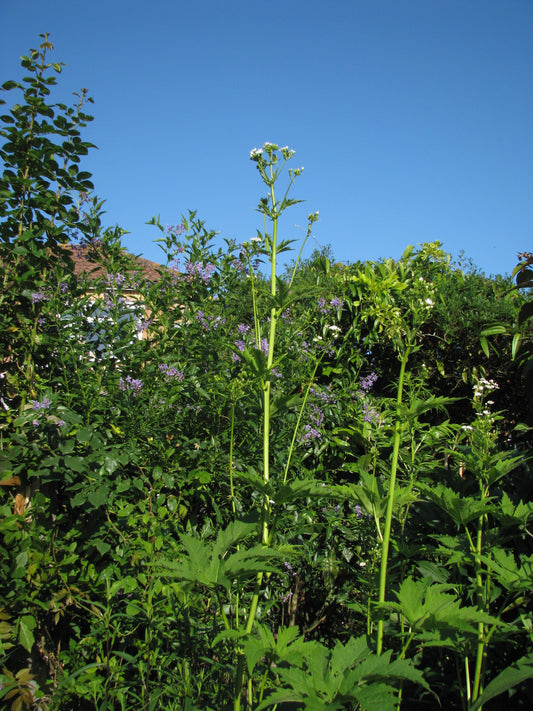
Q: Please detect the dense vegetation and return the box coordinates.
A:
[1,36,532,711]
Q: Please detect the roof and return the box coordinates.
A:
[65,244,163,283]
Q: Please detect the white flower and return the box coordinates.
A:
[250,147,263,160]
[250,236,262,243]
[425,298,434,306]
[473,378,499,398]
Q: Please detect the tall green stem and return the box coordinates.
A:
[234,166,279,711]
[471,514,486,705]
[376,347,410,656]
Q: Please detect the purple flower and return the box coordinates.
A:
[359,372,378,393]
[362,402,378,424]
[106,273,126,289]
[136,318,153,332]
[166,223,185,237]
[202,263,216,282]
[330,297,343,309]
[310,386,336,404]
[232,259,245,272]
[260,338,269,355]
[309,403,325,427]
[31,398,52,412]
[300,424,321,444]
[31,291,46,304]
[158,364,184,381]
[281,309,293,323]
[237,323,250,335]
[355,505,362,518]
[118,376,143,396]
[235,340,246,352]
[185,261,216,283]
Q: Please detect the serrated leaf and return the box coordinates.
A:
[469,653,533,711]
[419,483,490,526]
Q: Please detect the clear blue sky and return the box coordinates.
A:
[1,0,531,277]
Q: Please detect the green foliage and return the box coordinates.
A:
[0,37,532,711]
[255,634,430,711]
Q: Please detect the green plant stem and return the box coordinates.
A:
[471,514,486,705]
[229,400,237,516]
[234,165,279,711]
[282,354,324,484]
[376,347,409,656]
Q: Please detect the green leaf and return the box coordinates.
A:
[419,483,490,527]
[480,324,508,337]
[76,427,93,444]
[382,576,499,640]
[87,487,109,508]
[17,617,35,653]
[469,653,533,711]
[64,455,87,473]
[93,538,111,556]
[1,80,20,91]
[511,332,522,360]
[516,268,533,288]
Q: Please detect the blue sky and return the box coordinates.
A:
[1,0,531,277]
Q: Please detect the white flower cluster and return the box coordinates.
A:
[416,277,436,311]
[473,378,499,399]
[326,324,342,338]
[280,145,295,159]
[250,142,296,162]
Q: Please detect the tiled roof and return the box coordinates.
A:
[65,244,163,283]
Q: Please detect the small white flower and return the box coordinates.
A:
[250,147,263,160]
[250,236,262,243]
[425,298,434,306]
